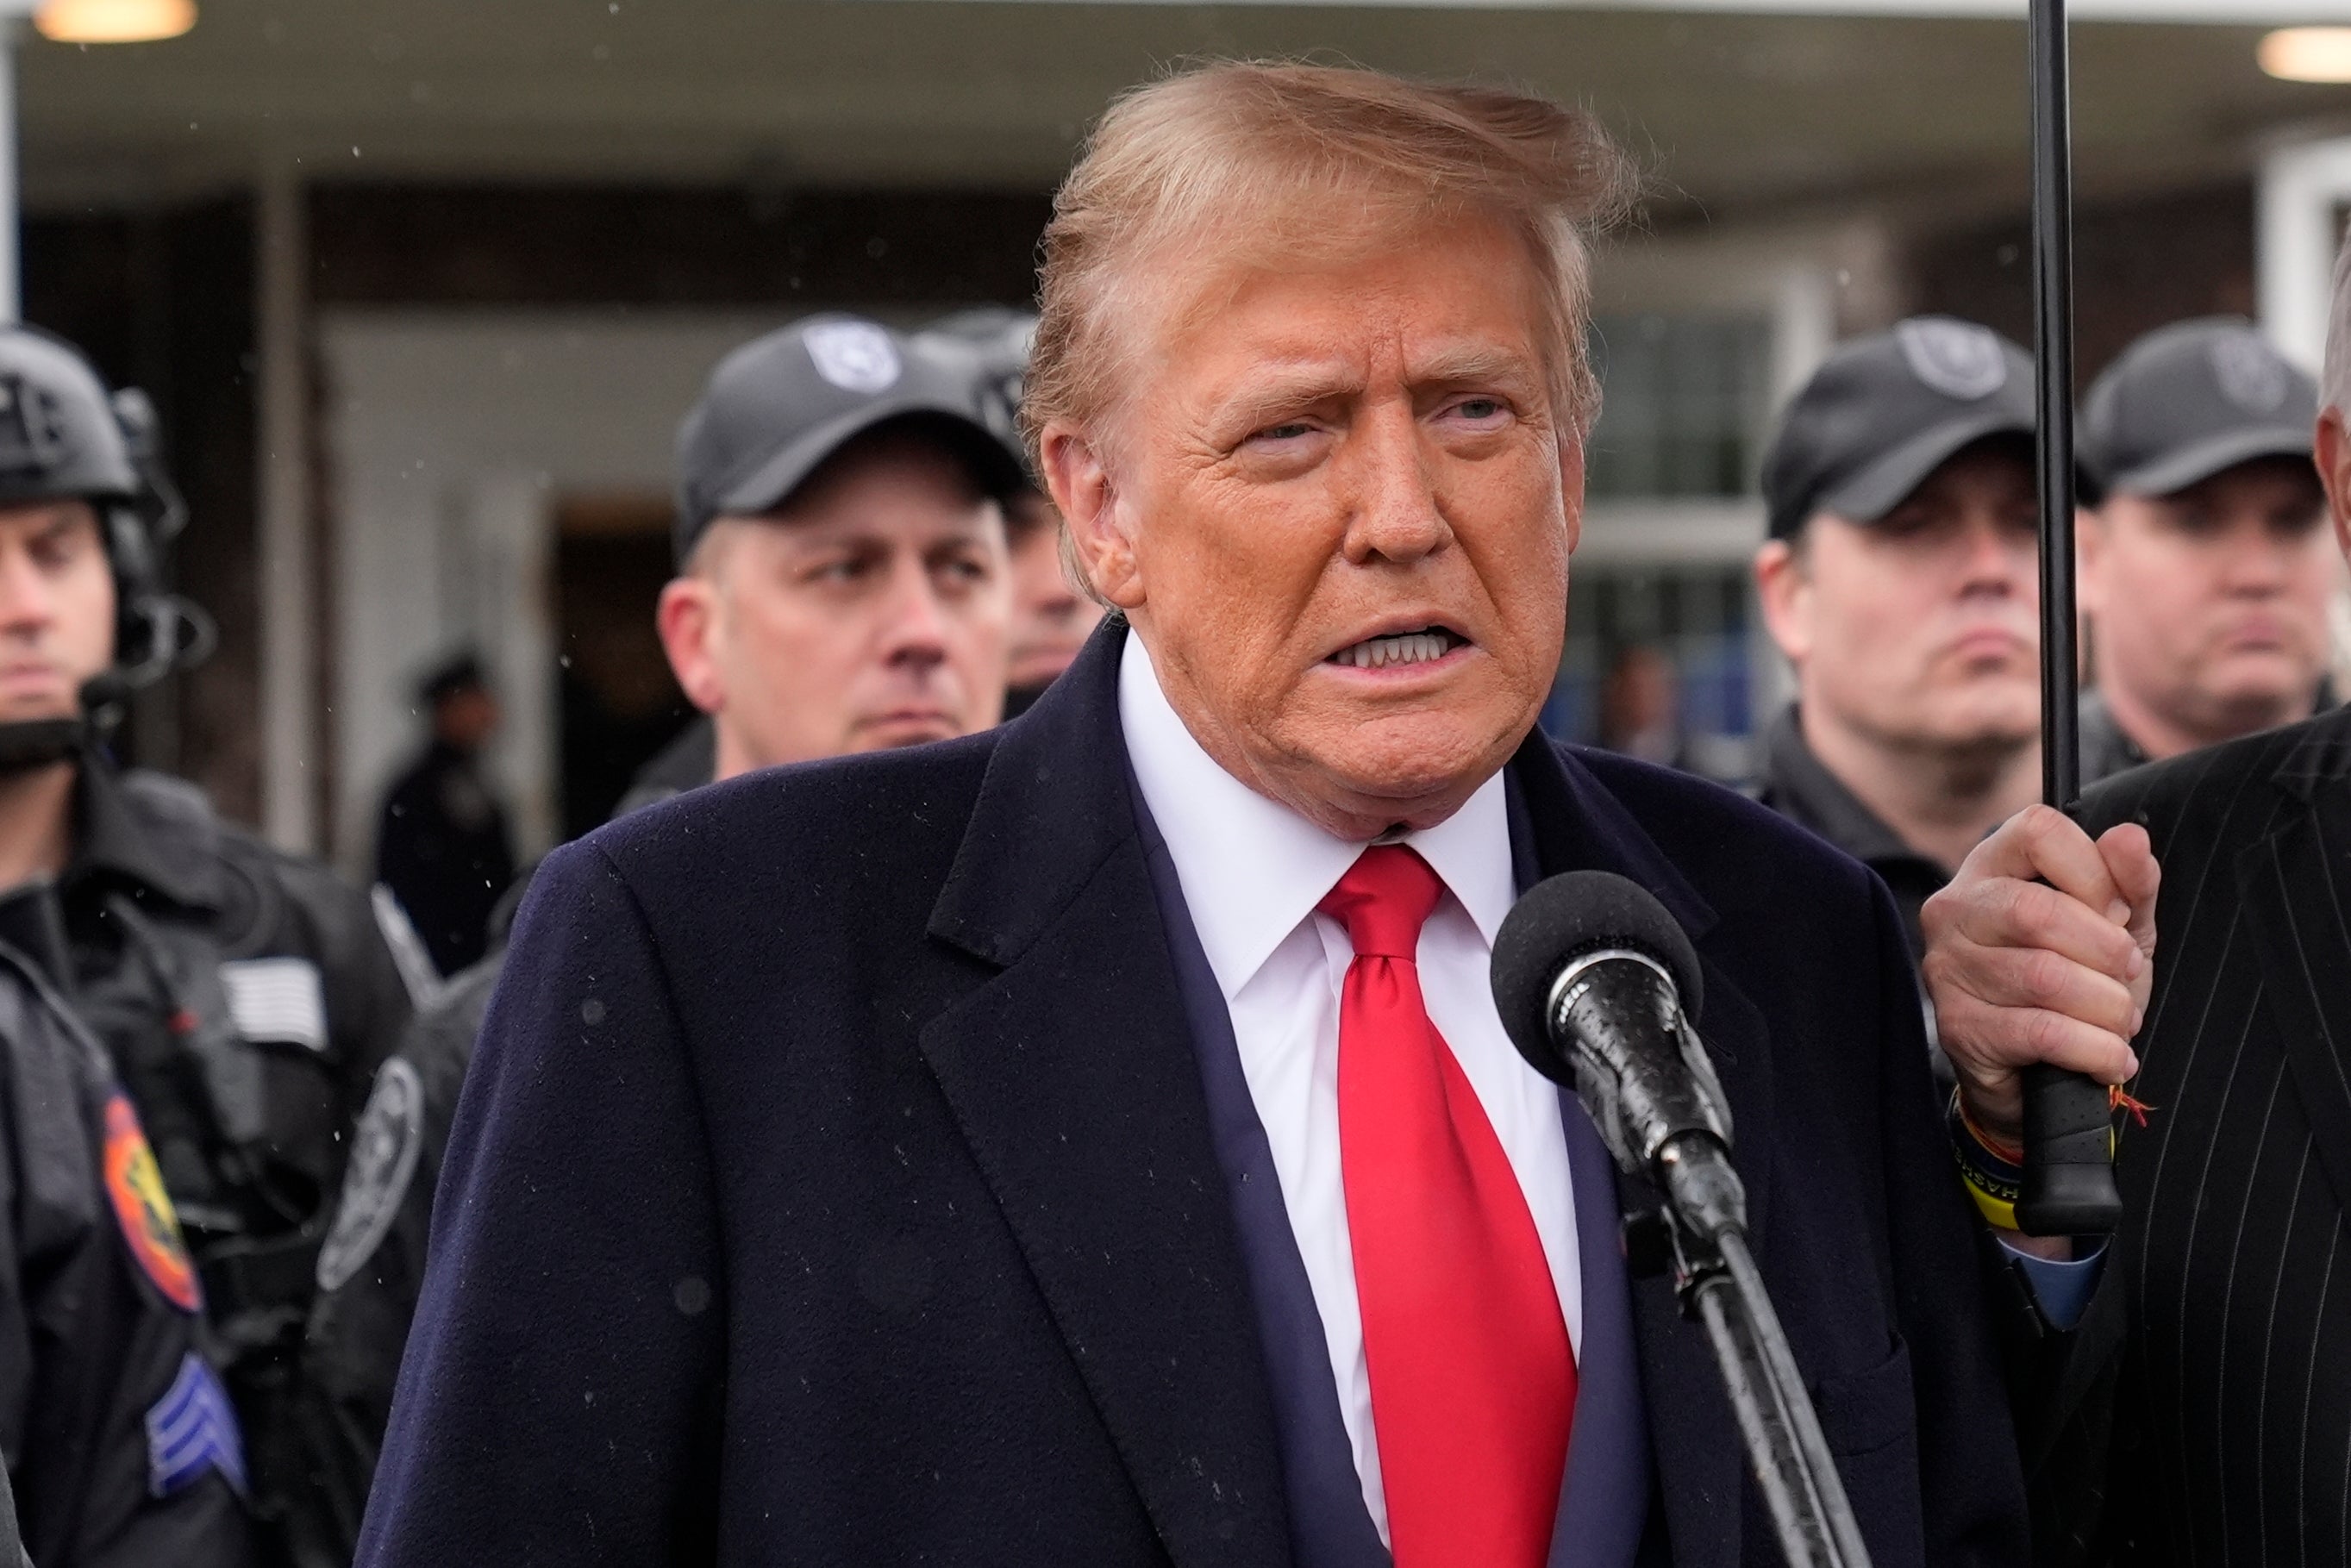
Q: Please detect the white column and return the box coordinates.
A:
[2257,134,2351,373]
[256,159,317,852]
[0,23,20,322]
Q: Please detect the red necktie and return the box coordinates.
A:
[1320,846,1576,1568]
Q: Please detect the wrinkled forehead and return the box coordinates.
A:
[1092,197,1568,446]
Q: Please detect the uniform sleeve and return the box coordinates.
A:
[323,877,418,1126]
[285,967,495,1568]
[1866,877,2035,1565]
[356,840,724,1568]
[0,984,253,1568]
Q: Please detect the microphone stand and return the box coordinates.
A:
[1541,949,1873,1567]
[1650,1134,1873,1568]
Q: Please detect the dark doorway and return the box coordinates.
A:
[553,494,694,840]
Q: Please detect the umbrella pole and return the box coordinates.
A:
[2016,0,2124,1238]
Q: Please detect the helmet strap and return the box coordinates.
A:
[0,716,85,775]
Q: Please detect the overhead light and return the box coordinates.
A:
[32,0,195,44]
[2261,27,2351,84]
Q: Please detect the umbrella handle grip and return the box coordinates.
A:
[2016,1063,2122,1235]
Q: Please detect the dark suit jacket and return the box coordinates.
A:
[357,627,2024,1567]
[2012,708,2351,1566]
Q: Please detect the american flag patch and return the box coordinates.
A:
[147,1352,247,1499]
[218,958,329,1053]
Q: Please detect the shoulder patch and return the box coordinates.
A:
[103,1094,202,1313]
[147,1352,247,1498]
[316,1057,427,1294]
[218,957,328,1053]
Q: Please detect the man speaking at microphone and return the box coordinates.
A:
[360,63,2024,1568]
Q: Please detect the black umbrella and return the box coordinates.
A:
[2016,0,2125,1237]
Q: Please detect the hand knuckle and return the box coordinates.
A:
[2010,886,2056,943]
[2022,1008,2071,1059]
[2022,948,2068,1002]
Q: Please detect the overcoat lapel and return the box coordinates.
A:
[919,625,1293,1568]
[2236,717,2351,1219]
[1509,736,1768,1568]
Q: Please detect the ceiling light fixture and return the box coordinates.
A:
[32,0,195,45]
[2260,27,2351,84]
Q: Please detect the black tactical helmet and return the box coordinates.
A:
[0,324,209,711]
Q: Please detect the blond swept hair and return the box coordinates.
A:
[1023,60,1639,476]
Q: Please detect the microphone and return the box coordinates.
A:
[1491,870,1873,1568]
[1490,870,1736,1232]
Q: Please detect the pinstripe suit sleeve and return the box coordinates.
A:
[1997,714,2351,1567]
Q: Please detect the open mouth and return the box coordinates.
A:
[1326,627,1468,671]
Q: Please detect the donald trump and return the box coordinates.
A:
[360,63,2025,1568]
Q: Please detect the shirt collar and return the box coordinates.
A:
[1118,628,1514,1002]
[63,757,216,911]
[1760,705,1925,871]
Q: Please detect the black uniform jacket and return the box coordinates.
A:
[358,627,2025,1568]
[1755,708,1949,961]
[288,959,497,1568]
[2010,706,2351,1565]
[59,759,411,1539]
[0,938,251,1568]
[62,759,414,1253]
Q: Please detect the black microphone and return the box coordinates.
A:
[1493,870,1875,1568]
[1491,870,1735,1228]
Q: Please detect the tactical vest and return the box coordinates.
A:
[70,775,345,1351]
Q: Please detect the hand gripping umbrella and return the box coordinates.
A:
[2017,0,2126,1237]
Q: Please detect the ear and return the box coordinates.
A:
[655,575,726,715]
[1753,536,1811,667]
[2318,409,2351,566]
[1041,423,1144,611]
[1558,431,1586,557]
[2074,505,2110,620]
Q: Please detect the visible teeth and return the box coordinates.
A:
[1335,631,1451,669]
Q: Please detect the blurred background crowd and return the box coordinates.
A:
[10,0,2350,870]
[7,0,2351,1564]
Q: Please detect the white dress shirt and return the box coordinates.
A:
[1118,632,1582,1545]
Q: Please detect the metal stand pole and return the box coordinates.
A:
[1657,1135,1873,1568]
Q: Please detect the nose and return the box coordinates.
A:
[1957,510,2033,598]
[878,555,950,672]
[2218,531,2297,597]
[0,544,56,640]
[1338,403,1451,567]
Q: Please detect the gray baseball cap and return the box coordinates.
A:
[2078,318,2317,504]
[914,307,1036,454]
[673,313,1026,564]
[1762,316,2036,540]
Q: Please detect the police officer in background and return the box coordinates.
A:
[917,307,1103,716]
[1753,316,2043,955]
[372,652,516,977]
[2076,318,2336,785]
[0,897,251,1566]
[290,312,1022,1566]
[0,326,410,1563]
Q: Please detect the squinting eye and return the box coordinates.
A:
[1253,422,1316,443]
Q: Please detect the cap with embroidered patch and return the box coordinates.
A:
[672,314,1027,565]
[2078,318,2317,504]
[1761,316,2036,540]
